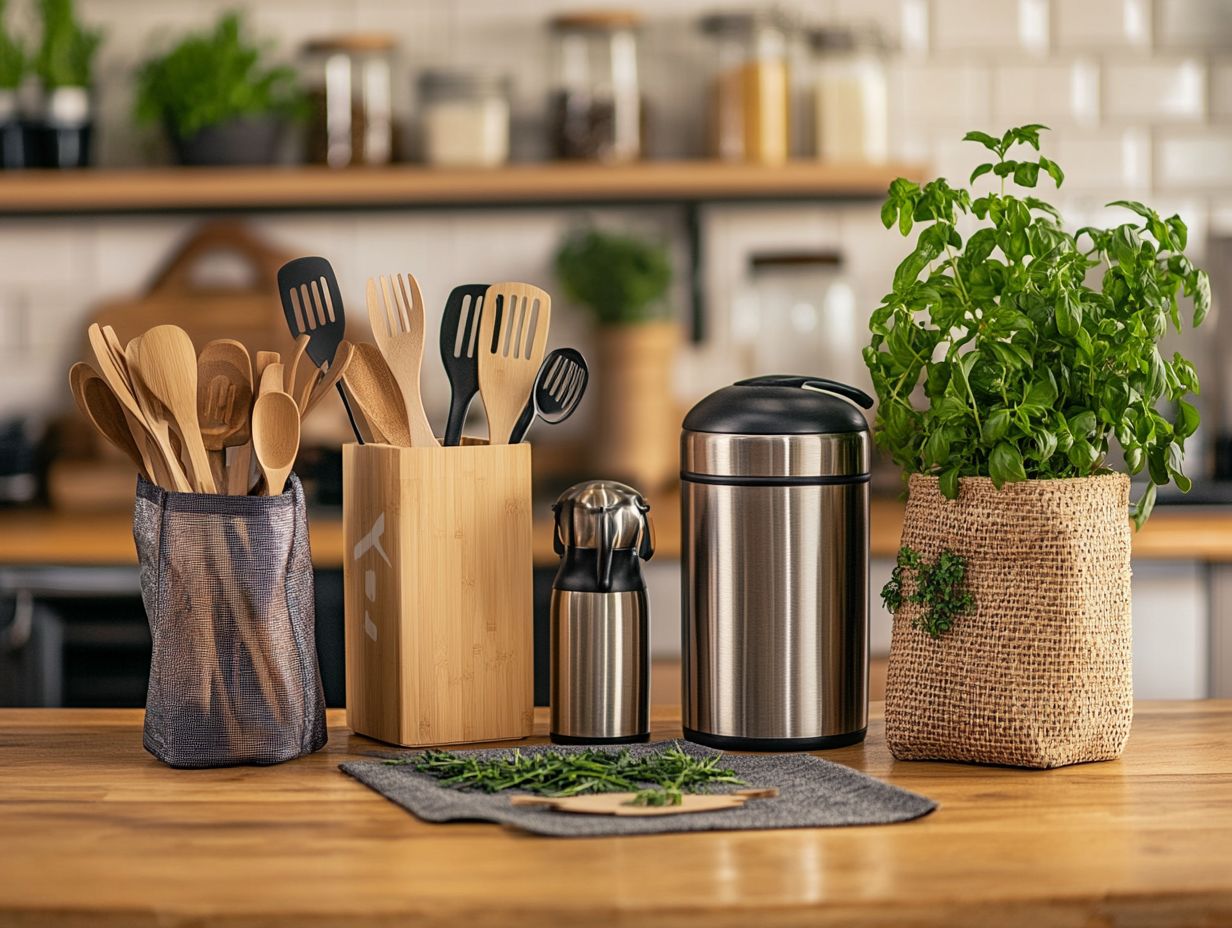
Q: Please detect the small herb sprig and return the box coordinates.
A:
[390,744,743,806]
[881,545,974,639]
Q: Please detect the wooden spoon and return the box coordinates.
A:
[87,324,189,491]
[302,340,355,416]
[259,362,285,398]
[69,362,149,480]
[197,339,253,495]
[509,788,779,817]
[285,333,311,396]
[252,391,300,496]
[132,325,217,494]
[341,342,412,447]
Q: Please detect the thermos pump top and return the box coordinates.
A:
[550,480,654,744]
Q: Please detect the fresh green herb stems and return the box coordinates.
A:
[390,744,743,807]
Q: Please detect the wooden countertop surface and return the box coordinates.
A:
[1,703,1229,927]
[1,495,1232,567]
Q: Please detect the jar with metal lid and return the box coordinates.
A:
[681,375,872,751]
[549,10,643,162]
[809,25,889,163]
[699,10,791,164]
[303,34,395,168]
[419,70,511,168]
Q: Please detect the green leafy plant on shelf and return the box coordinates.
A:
[555,227,673,326]
[134,11,302,141]
[0,0,25,90]
[34,0,101,89]
[880,546,974,639]
[864,124,1209,528]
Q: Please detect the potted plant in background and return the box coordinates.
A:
[555,227,679,489]
[135,12,302,166]
[0,0,27,169]
[32,0,99,168]
[866,124,1208,768]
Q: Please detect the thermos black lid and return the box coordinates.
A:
[683,375,873,435]
[681,376,873,482]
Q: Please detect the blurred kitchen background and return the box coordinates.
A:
[1,0,1230,707]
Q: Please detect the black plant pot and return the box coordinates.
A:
[37,87,94,169]
[170,116,283,166]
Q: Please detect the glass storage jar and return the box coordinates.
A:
[700,10,791,164]
[810,25,889,163]
[549,10,643,162]
[303,34,395,168]
[419,70,511,168]
[731,250,868,392]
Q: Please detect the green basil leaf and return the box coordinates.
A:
[880,199,897,230]
[1013,161,1040,188]
[989,441,1027,488]
[969,162,994,184]
[1176,399,1200,438]
[981,408,1011,443]
[963,131,1001,152]
[940,466,960,499]
[1056,292,1081,336]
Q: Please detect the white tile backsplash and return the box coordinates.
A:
[1055,129,1152,193]
[1054,0,1151,49]
[1158,131,1232,190]
[932,0,1048,53]
[1104,58,1207,122]
[1157,0,1232,49]
[993,60,1100,126]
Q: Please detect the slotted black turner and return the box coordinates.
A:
[439,283,489,446]
[277,256,363,443]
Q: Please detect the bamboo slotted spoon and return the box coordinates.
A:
[477,282,552,445]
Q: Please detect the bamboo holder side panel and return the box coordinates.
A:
[343,443,410,746]
[397,443,535,745]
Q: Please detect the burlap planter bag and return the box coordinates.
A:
[885,473,1133,768]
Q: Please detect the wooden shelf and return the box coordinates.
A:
[0,160,917,215]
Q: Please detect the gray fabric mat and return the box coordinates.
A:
[340,740,936,837]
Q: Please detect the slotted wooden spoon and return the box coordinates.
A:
[197,339,253,495]
[477,282,552,445]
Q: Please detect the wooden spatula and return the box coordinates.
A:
[367,273,439,447]
[132,325,217,494]
[477,282,552,445]
[302,340,355,416]
[341,342,412,447]
[197,339,253,495]
[510,788,778,817]
[252,391,300,496]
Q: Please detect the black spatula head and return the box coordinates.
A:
[439,283,489,446]
[278,256,347,369]
[277,256,361,442]
[509,347,588,444]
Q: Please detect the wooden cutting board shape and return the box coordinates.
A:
[509,788,778,817]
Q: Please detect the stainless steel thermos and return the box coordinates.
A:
[550,480,655,744]
[681,375,873,750]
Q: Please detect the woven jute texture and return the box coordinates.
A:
[885,473,1133,769]
[134,474,327,768]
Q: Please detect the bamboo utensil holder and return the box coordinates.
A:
[343,440,535,746]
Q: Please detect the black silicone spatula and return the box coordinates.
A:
[509,347,588,444]
[277,256,363,443]
[439,283,488,446]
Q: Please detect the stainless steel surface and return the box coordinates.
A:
[550,589,649,739]
[681,430,869,479]
[553,480,652,553]
[682,479,869,740]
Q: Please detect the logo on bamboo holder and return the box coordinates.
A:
[354,514,390,642]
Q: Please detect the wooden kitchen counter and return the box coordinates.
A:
[1,703,1229,927]
[1,495,1232,567]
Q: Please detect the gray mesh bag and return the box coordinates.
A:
[134,474,328,768]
